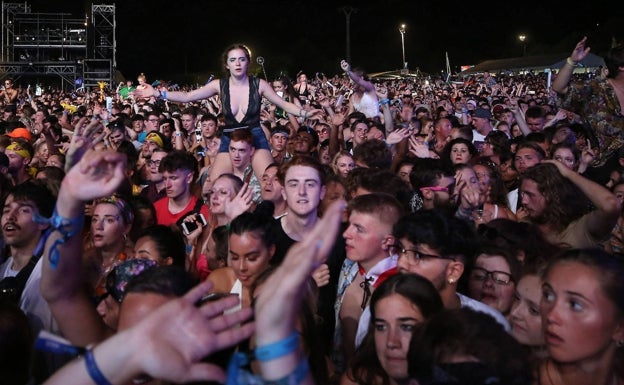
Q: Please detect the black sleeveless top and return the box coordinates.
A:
[220,76,261,128]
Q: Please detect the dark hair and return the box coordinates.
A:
[228,210,276,249]
[347,274,444,385]
[441,137,478,167]
[520,163,590,231]
[5,179,54,218]
[352,139,392,170]
[485,130,511,155]
[605,43,624,80]
[221,44,252,73]
[353,169,413,213]
[159,150,198,176]
[477,219,561,267]
[125,265,198,297]
[136,225,186,268]
[408,308,532,385]
[393,209,478,262]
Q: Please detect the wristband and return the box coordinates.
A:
[161,90,167,100]
[379,98,390,106]
[566,57,578,67]
[254,331,299,362]
[34,208,84,269]
[85,347,113,385]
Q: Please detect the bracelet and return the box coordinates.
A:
[298,108,304,118]
[254,331,299,362]
[264,357,310,385]
[303,110,309,119]
[566,57,578,67]
[379,98,390,106]
[84,347,113,385]
[34,208,84,269]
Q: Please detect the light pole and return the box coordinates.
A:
[399,24,406,69]
[518,34,526,57]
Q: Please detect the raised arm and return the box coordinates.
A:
[259,79,323,121]
[41,146,127,346]
[341,60,376,93]
[552,36,591,94]
[254,199,345,384]
[44,282,254,385]
[543,159,621,240]
[133,80,220,103]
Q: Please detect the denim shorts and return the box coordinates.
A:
[218,126,270,153]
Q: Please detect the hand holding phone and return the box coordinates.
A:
[181,213,207,235]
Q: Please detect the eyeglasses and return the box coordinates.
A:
[470,267,513,285]
[148,159,161,167]
[395,243,454,265]
[148,118,160,122]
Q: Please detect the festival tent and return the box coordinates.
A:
[460,53,605,75]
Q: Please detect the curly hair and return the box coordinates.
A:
[520,163,590,231]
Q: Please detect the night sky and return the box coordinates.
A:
[25,0,621,83]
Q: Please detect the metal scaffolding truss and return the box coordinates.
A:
[0,61,77,84]
[0,2,116,89]
[91,4,115,67]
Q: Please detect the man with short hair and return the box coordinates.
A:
[508,141,546,213]
[334,193,403,368]
[0,180,59,364]
[181,108,197,136]
[520,161,620,248]
[293,126,319,156]
[269,125,291,165]
[273,155,345,358]
[199,113,218,142]
[260,163,287,218]
[392,209,509,326]
[229,129,261,202]
[153,150,209,226]
[140,148,169,203]
[471,108,496,144]
[5,140,34,185]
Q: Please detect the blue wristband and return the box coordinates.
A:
[254,332,299,362]
[85,347,113,385]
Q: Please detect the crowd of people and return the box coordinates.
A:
[1,37,623,385]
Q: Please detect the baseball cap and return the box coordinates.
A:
[6,127,32,141]
[471,108,492,120]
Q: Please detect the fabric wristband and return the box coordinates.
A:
[566,57,578,67]
[85,347,113,385]
[254,331,299,362]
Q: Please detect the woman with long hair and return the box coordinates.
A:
[134,44,321,183]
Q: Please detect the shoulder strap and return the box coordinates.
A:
[192,196,204,213]
[9,255,39,302]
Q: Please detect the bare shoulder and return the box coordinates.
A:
[205,267,236,293]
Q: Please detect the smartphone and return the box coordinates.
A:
[195,128,202,143]
[181,213,207,235]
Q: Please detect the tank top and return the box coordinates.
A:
[352,92,380,118]
[220,76,261,129]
